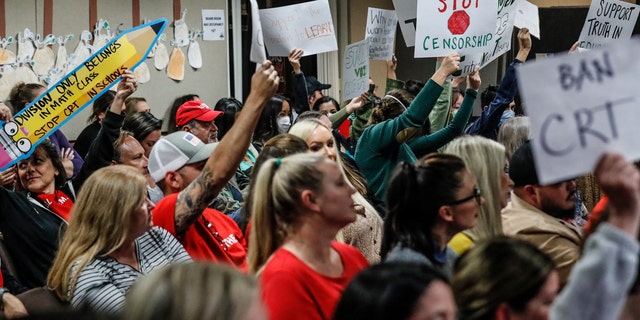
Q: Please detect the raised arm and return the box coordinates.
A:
[173,62,278,234]
[288,48,310,114]
[551,153,640,320]
[465,28,531,139]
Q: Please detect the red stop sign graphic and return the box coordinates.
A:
[448,10,470,35]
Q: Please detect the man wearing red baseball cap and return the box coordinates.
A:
[176,100,223,143]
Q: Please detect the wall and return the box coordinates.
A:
[3,0,229,139]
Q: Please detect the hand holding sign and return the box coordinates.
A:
[433,52,461,85]
[288,48,304,74]
[466,67,481,91]
[516,28,532,62]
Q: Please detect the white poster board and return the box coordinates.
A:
[392,0,417,47]
[457,0,521,77]
[201,10,226,41]
[414,0,498,58]
[343,40,370,101]
[514,0,540,39]
[249,0,267,64]
[516,39,640,185]
[577,0,640,49]
[365,8,398,60]
[259,0,337,57]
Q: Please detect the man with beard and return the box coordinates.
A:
[501,140,583,288]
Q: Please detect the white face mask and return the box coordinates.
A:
[277,116,291,133]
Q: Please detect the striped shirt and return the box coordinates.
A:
[71,227,191,314]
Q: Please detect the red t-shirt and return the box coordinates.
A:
[260,242,368,320]
[152,193,248,272]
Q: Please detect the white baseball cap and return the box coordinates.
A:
[148,131,218,183]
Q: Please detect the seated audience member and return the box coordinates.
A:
[165,94,200,134]
[382,153,484,279]
[497,116,530,160]
[355,53,480,201]
[148,62,278,271]
[501,141,582,287]
[465,28,531,139]
[239,133,309,235]
[445,136,514,254]
[289,119,383,264]
[9,82,83,178]
[124,96,150,117]
[248,153,368,320]
[122,112,164,203]
[0,71,135,289]
[74,90,116,158]
[124,262,263,320]
[47,166,191,315]
[333,262,455,320]
[454,152,640,320]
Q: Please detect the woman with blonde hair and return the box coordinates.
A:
[444,135,514,254]
[248,153,368,320]
[289,118,383,263]
[47,165,191,315]
[124,262,264,320]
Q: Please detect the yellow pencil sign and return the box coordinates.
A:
[0,18,167,170]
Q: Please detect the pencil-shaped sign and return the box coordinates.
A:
[0,18,167,170]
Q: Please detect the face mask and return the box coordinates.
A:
[328,110,338,116]
[277,116,291,133]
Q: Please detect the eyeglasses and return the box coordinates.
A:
[446,186,482,205]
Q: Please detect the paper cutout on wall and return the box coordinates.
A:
[32,34,57,77]
[17,29,35,61]
[188,30,203,69]
[0,37,16,65]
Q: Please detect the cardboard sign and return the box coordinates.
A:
[343,40,370,101]
[578,0,640,49]
[249,0,267,64]
[514,0,540,39]
[414,0,498,58]
[365,8,398,60]
[457,0,521,76]
[0,19,167,170]
[516,39,640,185]
[259,0,338,57]
[392,0,417,47]
[201,10,225,41]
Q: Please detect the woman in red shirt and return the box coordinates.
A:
[248,153,368,320]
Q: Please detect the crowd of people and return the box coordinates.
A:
[0,27,637,320]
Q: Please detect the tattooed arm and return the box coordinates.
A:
[173,62,279,234]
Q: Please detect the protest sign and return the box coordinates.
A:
[201,10,225,41]
[0,19,167,170]
[365,8,398,60]
[456,0,521,77]
[414,0,498,58]
[343,40,370,101]
[249,0,267,64]
[259,0,337,57]
[514,0,540,39]
[578,0,640,49]
[516,39,640,185]
[392,0,417,47]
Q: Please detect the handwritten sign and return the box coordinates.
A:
[259,0,337,57]
[578,0,639,49]
[365,8,398,60]
[0,19,167,170]
[392,0,417,47]
[249,0,267,64]
[343,40,370,101]
[514,0,540,39]
[516,39,640,185]
[201,10,225,41]
[457,0,521,76]
[414,0,498,58]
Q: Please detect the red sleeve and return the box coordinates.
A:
[261,271,323,320]
[151,193,178,235]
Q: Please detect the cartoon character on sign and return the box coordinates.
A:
[0,121,32,166]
